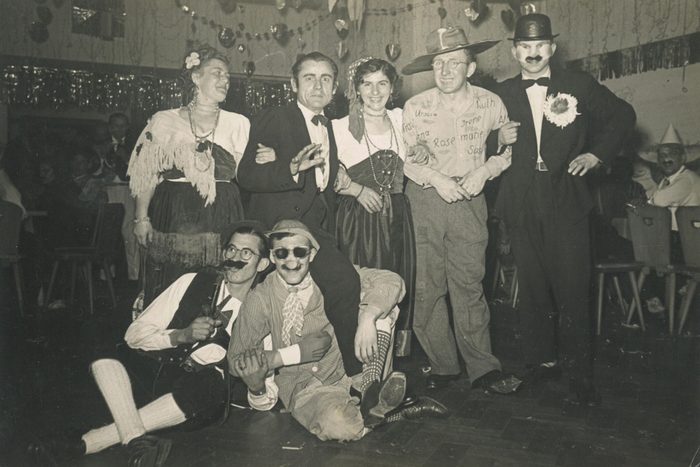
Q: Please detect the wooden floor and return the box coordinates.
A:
[1,275,699,467]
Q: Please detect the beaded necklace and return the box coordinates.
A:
[363,116,399,195]
[187,104,220,172]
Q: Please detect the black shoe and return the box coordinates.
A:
[361,371,407,428]
[26,435,86,463]
[127,435,172,467]
[385,396,449,421]
[522,364,562,383]
[471,370,522,395]
[564,378,602,407]
[425,373,460,390]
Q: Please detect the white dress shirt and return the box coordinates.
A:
[297,102,330,190]
[524,71,551,164]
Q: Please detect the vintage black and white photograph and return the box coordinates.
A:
[0,0,699,466]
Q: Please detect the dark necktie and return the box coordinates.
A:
[311,114,329,126]
[522,77,550,89]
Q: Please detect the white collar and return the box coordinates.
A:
[297,101,325,123]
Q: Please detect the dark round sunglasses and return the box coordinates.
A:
[272,247,312,260]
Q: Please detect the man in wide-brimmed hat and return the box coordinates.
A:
[492,13,636,407]
[401,26,522,394]
[635,123,700,228]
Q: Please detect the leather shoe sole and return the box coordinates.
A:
[362,371,407,427]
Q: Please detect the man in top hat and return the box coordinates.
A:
[492,13,636,405]
[635,124,700,230]
[401,27,522,393]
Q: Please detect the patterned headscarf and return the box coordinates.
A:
[345,56,375,143]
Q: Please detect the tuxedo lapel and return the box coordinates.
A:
[287,104,316,187]
[288,104,312,150]
[511,76,538,153]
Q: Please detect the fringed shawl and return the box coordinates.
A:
[128,109,250,206]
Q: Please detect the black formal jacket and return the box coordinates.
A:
[238,103,339,231]
[493,67,636,226]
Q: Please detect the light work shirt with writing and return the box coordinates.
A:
[402,85,511,187]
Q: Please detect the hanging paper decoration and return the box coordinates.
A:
[237,43,247,53]
[437,6,447,19]
[501,9,516,31]
[337,40,349,61]
[271,23,289,45]
[520,2,536,15]
[275,0,286,10]
[385,43,401,61]
[334,19,349,39]
[347,0,365,29]
[385,22,401,62]
[218,27,236,48]
[245,61,256,77]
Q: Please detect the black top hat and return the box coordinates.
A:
[509,13,559,41]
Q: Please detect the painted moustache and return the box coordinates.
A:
[526,56,543,63]
[222,259,247,269]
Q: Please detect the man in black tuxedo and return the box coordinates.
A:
[238,52,363,376]
[493,14,636,405]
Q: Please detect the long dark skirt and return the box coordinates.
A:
[335,193,415,352]
[144,180,244,305]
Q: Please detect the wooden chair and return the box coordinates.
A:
[491,258,519,308]
[593,257,644,336]
[673,206,700,334]
[0,201,25,316]
[625,205,676,333]
[45,203,125,315]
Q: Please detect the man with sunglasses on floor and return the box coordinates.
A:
[27,221,332,466]
[237,52,364,379]
[229,219,447,441]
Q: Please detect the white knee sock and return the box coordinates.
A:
[138,393,187,433]
[82,424,120,455]
[82,393,187,455]
[89,359,146,446]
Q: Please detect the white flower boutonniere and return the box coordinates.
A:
[543,92,580,128]
[185,52,201,70]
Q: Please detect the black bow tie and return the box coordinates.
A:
[311,114,329,126]
[522,77,550,89]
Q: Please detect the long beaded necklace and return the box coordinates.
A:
[363,115,399,195]
[187,104,220,172]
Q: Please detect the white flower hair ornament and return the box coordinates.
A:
[543,92,580,128]
[185,52,201,70]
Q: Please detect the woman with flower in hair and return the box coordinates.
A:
[332,57,429,353]
[128,46,249,304]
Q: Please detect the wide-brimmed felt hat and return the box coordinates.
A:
[509,13,559,41]
[638,124,700,163]
[268,219,320,251]
[402,26,500,75]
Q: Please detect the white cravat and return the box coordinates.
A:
[524,71,551,164]
[297,102,330,190]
